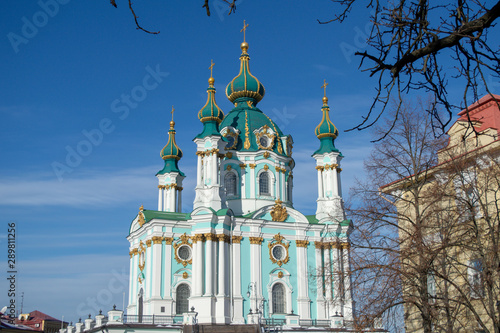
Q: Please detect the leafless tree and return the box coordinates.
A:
[321,0,500,139]
[348,99,446,332]
[349,98,500,332]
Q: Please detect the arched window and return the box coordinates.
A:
[272,283,286,314]
[225,172,237,196]
[176,284,190,314]
[259,172,270,196]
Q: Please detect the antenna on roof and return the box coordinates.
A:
[20,292,24,314]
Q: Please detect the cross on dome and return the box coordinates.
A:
[321,80,329,105]
[241,20,249,42]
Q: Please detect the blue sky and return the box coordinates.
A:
[0,0,488,323]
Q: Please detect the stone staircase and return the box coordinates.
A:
[183,324,260,333]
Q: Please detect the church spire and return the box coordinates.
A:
[197,60,224,138]
[157,106,185,213]
[158,106,184,175]
[314,80,339,155]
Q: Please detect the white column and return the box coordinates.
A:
[164,239,173,306]
[250,238,262,309]
[241,166,247,199]
[332,166,339,196]
[317,168,323,198]
[342,245,353,320]
[170,188,176,212]
[128,250,135,307]
[280,169,285,200]
[218,235,226,296]
[193,236,204,296]
[250,165,256,198]
[315,243,326,319]
[163,186,168,211]
[322,170,328,197]
[205,234,214,295]
[296,241,311,319]
[197,153,202,186]
[146,242,153,300]
[331,244,342,315]
[151,239,162,299]
[158,186,163,211]
[324,244,332,313]
[213,154,218,185]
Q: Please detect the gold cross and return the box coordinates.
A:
[241,20,249,42]
[171,105,175,122]
[321,80,329,97]
[209,59,214,77]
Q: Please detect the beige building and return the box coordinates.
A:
[381,94,500,333]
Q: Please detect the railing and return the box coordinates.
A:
[123,314,184,325]
[299,319,330,327]
[261,318,286,326]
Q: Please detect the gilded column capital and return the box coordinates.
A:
[314,241,324,249]
[129,250,134,258]
[232,235,243,243]
[341,242,350,249]
[204,233,216,241]
[218,153,225,159]
[249,237,264,245]
[175,186,183,191]
[152,236,163,244]
[145,239,152,247]
[216,234,230,243]
[239,163,247,169]
[337,168,343,173]
[192,234,205,243]
[275,166,281,172]
[163,237,174,245]
[249,163,256,169]
[315,166,324,171]
[295,240,309,248]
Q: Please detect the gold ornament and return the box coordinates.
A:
[270,200,288,222]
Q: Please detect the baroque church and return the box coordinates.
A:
[126,32,355,327]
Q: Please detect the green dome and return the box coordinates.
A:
[158,121,184,175]
[226,42,265,105]
[198,76,224,123]
[314,96,338,139]
[219,103,287,156]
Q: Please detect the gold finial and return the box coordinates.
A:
[240,20,249,52]
[139,204,144,211]
[170,105,175,128]
[208,60,215,86]
[321,80,329,105]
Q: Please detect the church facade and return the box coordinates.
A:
[126,37,354,326]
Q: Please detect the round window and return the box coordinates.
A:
[272,245,286,261]
[177,245,192,261]
[259,136,268,148]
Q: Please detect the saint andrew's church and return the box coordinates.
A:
[122,30,360,330]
